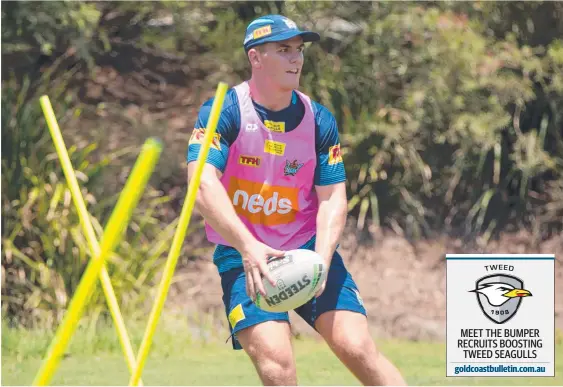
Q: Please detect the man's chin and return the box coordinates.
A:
[280,81,300,91]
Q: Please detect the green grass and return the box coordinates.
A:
[2,315,562,386]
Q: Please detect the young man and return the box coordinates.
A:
[186,14,407,386]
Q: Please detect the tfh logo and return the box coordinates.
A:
[239,155,261,167]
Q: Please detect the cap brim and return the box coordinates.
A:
[245,30,320,50]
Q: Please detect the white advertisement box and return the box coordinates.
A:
[446,254,555,377]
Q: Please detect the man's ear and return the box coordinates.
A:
[247,48,262,68]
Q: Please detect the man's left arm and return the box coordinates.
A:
[312,103,347,297]
[314,182,347,296]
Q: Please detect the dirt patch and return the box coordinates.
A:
[167,226,562,342]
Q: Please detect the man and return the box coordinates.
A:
[186,14,407,386]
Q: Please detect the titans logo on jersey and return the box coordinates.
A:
[284,159,304,176]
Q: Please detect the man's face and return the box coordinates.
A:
[251,36,305,91]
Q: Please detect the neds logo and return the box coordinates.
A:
[228,178,299,226]
[233,191,291,214]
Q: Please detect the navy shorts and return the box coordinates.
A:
[219,250,367,350]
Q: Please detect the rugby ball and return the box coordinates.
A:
[254,249,328,313]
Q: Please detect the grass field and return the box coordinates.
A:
[2,315,562,386]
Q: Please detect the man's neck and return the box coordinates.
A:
[248,77,293,112]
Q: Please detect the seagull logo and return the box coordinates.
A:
[469,274,532,324]
[470,282,532,306]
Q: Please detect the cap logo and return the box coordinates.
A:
[283,18,297,29]
[253,25,272,39]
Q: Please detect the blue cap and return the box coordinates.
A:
[243,15,320,51]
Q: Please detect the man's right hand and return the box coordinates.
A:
[241,241,286,302]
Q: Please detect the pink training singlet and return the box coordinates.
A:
[205,81,319,250]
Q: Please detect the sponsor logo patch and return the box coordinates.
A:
[245,123,258,132]
[189,128,222,151]
[284,159,304,176]
[239,155,261,167]
[264,139,286,156]
[265,120,285,133]
[228,177,298,226]
[253,25,272,39]
[328,143,343,165]
[228,303,245,328]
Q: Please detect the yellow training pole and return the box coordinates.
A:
[32,138,163,386]
[38,95,144,385]
[128,82,228,386]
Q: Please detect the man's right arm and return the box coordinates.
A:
[186,93,257,253]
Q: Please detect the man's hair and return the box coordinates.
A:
[247,44,266,55]
[246,44,266,65]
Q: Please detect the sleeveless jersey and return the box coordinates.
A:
[204,81,319,250]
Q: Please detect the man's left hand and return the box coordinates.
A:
[314,256,331,298]
[315,279,327,298]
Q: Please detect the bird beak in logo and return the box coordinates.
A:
[503,288,532,298]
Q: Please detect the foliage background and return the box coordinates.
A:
[2,1,562,328]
